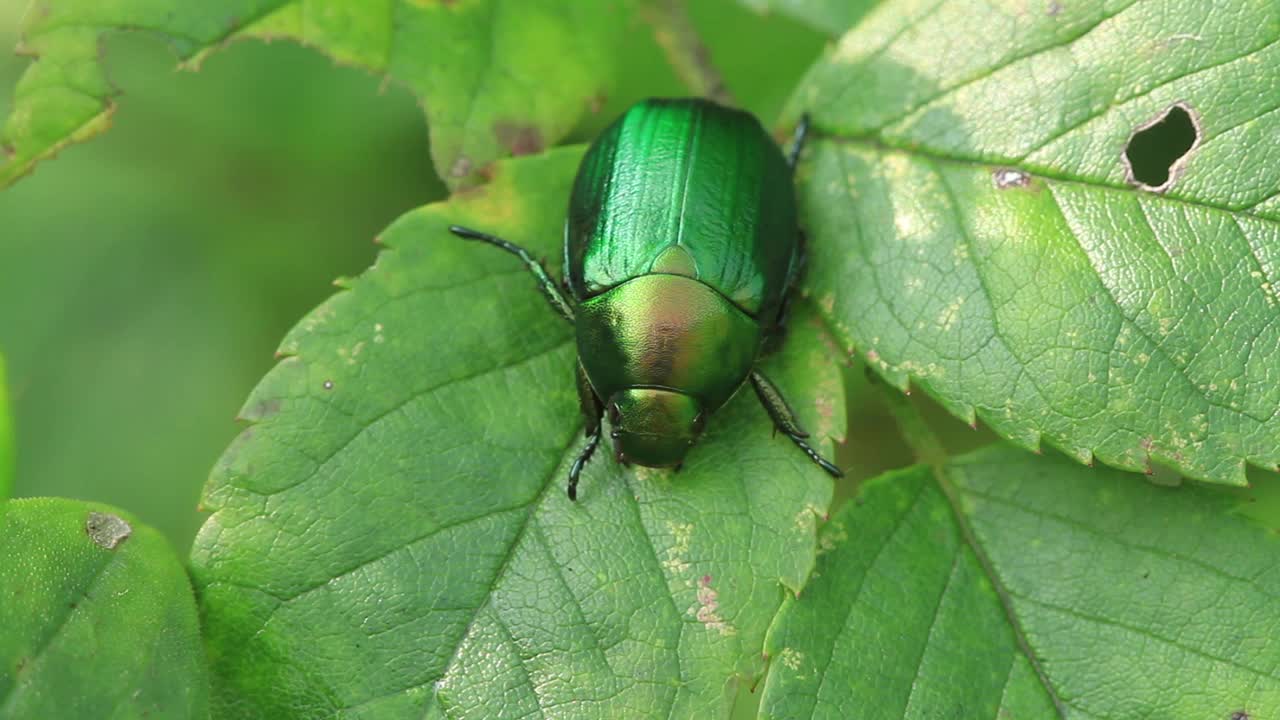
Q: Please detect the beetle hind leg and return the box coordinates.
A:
[568,426,601,501]
[750,369,842,478]
[567,361,605,501]
[449,225,576,324]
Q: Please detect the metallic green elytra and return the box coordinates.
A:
[451,98,841,500]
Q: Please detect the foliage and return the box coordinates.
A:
[0,353,11,500]
[0,0,634,190]
[2,0,1278,718]
[189,147,842,717]
[0,498,207,719]
[761,445,1280,718]
[795,0,1280,486]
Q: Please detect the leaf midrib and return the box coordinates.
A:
[816,133,1280,223]
[334,425,584,718]
[810,134,1280,482]
[0,544,126,715]
[930,463,1070,718]
[868,386,1070,718]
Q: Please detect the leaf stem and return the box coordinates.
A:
[874,382,948,466]
[876,383,1071,718]
[640,0,736,106]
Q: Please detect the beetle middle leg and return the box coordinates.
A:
[449,225,576,324]
[568,361,604,501]
[750,369,842,478]
[763,229,809,354]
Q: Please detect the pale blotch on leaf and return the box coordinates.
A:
[693,574,735,636]
[662,520,693,575]
[779,646,804,671]
[992,167,1033,190]
[85,512,132,550]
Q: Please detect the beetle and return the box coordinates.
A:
[450,97,841,500]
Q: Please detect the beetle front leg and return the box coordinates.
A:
[750,369,842,478]
[449,225,576,324]
[568,361,604,501]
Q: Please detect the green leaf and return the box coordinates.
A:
[190,147,844,718]
[213,0,634,188]
[1,1,632,190]
[793,0,1280,484]
[0,0,286,188]
[0,353,11,500]
[735,0,878,37]
[760,444,1280,718]
[0,498,208,718]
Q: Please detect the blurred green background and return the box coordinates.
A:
[1,0,1275,555]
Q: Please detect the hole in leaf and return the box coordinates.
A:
[1123,103,1199,192]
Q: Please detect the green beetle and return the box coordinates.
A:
[451,98,840,499]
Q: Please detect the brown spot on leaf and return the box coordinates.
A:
[494,123,544,156]
[85,512,132,550]
[247,397,282,419]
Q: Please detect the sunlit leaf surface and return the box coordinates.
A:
[794,0,1280,484]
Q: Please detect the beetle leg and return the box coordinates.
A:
[568,362,605,501]
[751,370,809,438]
[576,361,602,437]
[787,113,811,170]
[568,425,601,502]
[764,230,807,353]
[750,369,843,479]
[449,225,576,324]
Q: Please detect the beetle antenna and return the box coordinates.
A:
[449,225,576,324]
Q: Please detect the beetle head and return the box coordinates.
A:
[608,388,705,468]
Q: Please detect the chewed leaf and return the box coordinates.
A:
[0,0,286,188]
[1,0,631,190]
[189,147,842,718]
[0,498,208,718]
[760,445,1280,718]
[793,0,1280,484]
